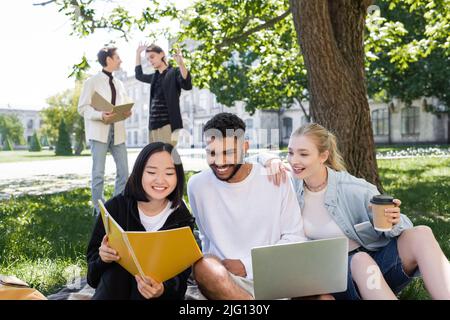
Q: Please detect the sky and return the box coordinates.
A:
[0,0,189,110]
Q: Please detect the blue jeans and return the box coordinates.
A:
[333,238,420,300]
[90,125,128,214]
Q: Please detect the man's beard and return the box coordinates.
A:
[210,152,246,182]
[211,163,243,181]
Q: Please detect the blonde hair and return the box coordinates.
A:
[291,123,347,172]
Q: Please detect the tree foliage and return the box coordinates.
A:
[55,119,73,156]
[40,0,450,113]
[29,131,42,152]
[37,0,449,186]
[2,135,14,151]
[0,114,24,145]
[366,0,450,111]
[40,80,85,154]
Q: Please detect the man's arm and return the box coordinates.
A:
[246,152,279,165]
[78,78,104,121]
[187,180,211,253]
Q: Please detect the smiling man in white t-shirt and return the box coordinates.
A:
[187,112,307,300]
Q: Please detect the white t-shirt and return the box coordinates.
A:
[303,187,360,251]
[187,163,307,279]
[138,201,175,232]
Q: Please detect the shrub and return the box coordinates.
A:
[29,132,42,152]
[55,119,72,156]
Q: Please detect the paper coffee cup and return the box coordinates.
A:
[370,194,395,232]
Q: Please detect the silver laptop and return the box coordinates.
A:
[251,237,348,300]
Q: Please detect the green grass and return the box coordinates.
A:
[378,157,450,300]
[0,188,107,295]
[0,157,448,298]
[0,150,92,163]
[0,148,142,163]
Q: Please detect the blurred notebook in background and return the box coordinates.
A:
[91,91,133,124]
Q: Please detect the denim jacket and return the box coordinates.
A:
[247,154,414,251]
[292,166,413,251]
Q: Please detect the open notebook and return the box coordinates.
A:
[91,91,134,124]
[98,200,203,283]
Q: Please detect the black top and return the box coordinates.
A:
[86,194,195,300]
[135,64,192,131]
[149,68,170,129]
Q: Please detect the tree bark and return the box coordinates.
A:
[289,0,382,190]
[296,98,310,122]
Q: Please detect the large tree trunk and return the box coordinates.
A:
[289,0,382,190]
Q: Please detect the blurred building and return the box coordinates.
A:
[0,106,42,146]
[116,68,449,148]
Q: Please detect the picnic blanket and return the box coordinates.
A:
[46,276,204,300]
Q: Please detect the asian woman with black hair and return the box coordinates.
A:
[86,142,195,300]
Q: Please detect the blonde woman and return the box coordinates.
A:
[257,123,450,300]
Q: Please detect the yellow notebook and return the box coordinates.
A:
[91,91,134,124]
[98,200,203,283]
